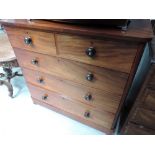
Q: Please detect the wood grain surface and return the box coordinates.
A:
[28,83,115,130]
[32,97,113,134]
[131,107,155,130]
[22,67,125,114]
[2,19,153,134]
[5,27,56,55]
[14,48,128,94]
[0,19,153,42]
[56,34,138,73]
[123,122,155,135]
[136,88,155,111]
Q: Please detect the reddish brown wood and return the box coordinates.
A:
[32,97,113,134]
[2,19,153,134]
[55,33,138,73]
[22,67,127,114]
[5,27,56,56]
[28,83,114,130]
[0,19,153,42]
[14,48,128,94]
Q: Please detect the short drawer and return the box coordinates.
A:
[22,68,122,114]
[137,88,155,110]
[123,122,155,135]
[15,48,128,96]
[131,107,155,130]
[28,83,115,130]
[5,27,56,55]
[55,34,138,73]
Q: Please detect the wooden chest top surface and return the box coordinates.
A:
[0,19,153,42]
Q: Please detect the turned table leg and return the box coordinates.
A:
[0,60,23,98]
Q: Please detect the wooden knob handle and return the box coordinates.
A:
[42,94,48,100]
[31,59,38,65]
[24,36,32,45]
[84,93,92,101]
[37,77,44,84]
[84,111,90,118]
[86,72,94,81]
[86,47,96,58]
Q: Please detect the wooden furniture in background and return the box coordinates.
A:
[0,19,153,134]
[0,30,22,97]
[120,21,155,135]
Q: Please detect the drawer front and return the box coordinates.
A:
[56,34,138,73]
[32,97,113,134]
[15,48,128,95]
[28,83,115,130]
[123,123,155,135]
[131,107,155,130]
[5,27,56,55]
[137,88,155,110]
[22,68,121,114]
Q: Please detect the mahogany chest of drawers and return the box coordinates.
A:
[0,19,153,134]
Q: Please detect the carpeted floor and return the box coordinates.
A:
[0,67,104,135]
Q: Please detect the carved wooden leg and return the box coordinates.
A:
[0,80,13,97]
[0,60,23,97]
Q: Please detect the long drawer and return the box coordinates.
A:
[22,67,121,113]
[32,97,113,134]
[28,83,115,130]
[55,34,138,73]
[131,107,155,130]
[5,27,56,56]
[14,48,128,95]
